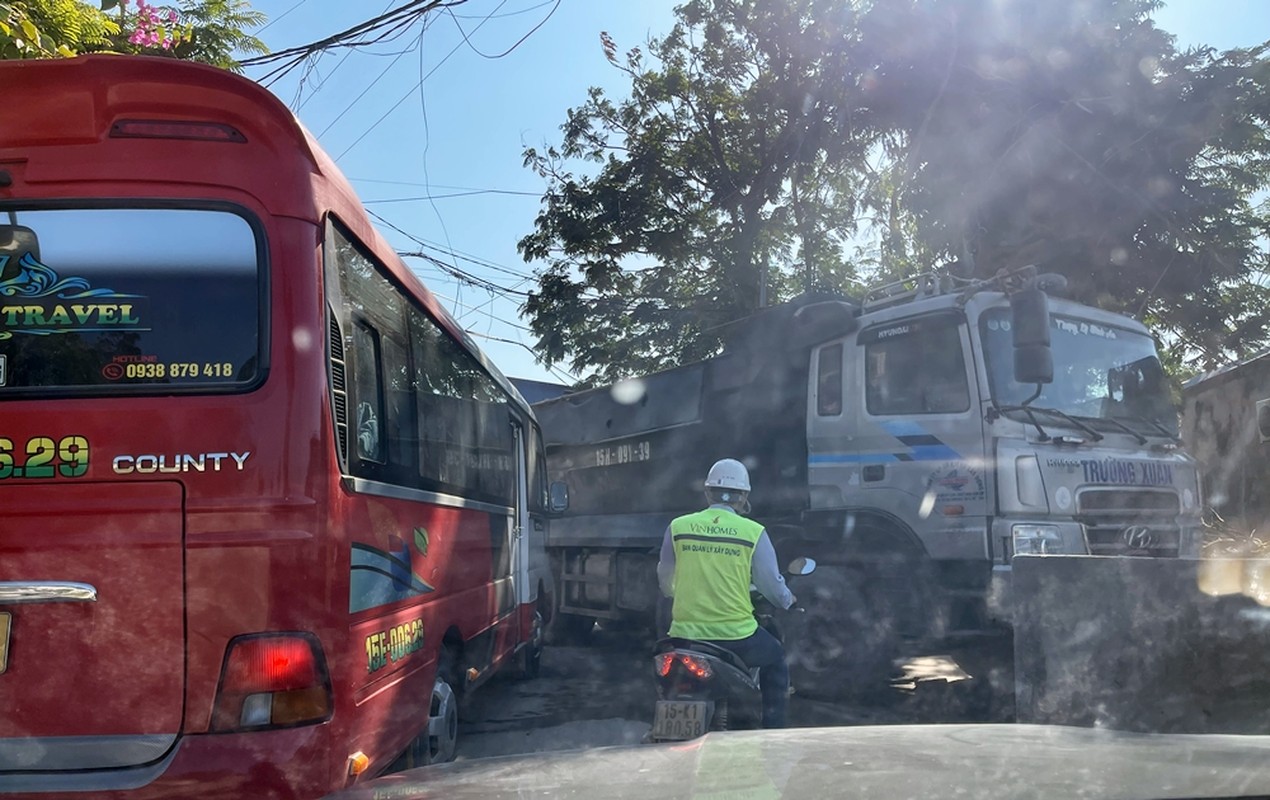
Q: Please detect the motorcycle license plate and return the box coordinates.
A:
[652,700,710,740]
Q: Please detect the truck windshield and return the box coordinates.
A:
[979,307,1177,436]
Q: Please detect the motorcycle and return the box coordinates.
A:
[648,557,816,742]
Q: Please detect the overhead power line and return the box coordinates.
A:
[244,0,467,86]
[465,329,576,384]
[445,0,561,60]
[363,188,542,203]
[400,251,532,297]
[366,209,534,281]
[257,0,312,34]
[332,0,509,159]
[450,0,555,20]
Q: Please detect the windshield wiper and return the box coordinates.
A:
[1113,414,1182,443]
[990,403,1104,443]
[1097,415,1148,446]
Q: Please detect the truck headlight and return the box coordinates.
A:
[1012,524,1062,556]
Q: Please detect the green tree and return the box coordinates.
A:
[855,0,1270,369]
[0,0,266,70]
[162,0,266,71]
[518,0,876,383]
[0,0,115,57]
[523,0,1270,381]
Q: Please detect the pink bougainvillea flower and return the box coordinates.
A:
[167,10,178,24]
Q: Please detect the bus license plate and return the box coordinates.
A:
[0,612,9,674]
[652,700,709,740]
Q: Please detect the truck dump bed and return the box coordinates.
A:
[534,299,859,546]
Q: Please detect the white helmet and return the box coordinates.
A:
[704,458,751,492]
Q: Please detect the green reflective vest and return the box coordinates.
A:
[667,507,765,641]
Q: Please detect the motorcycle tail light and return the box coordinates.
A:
[678,654,713,680]
[656,653,675,677]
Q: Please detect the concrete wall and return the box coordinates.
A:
[1183,354,1270,531]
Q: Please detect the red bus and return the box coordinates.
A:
[0,55,553,799]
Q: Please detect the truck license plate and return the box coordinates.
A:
[652,700,709,740]
[0,612,10,674]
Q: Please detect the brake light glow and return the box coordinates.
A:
[656,653,675,677]
[678,654,713,680]
[658,652,714,680]
[110,119,247,143]
[211,633,332,731]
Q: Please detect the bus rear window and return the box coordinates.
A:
[0,207,262,395]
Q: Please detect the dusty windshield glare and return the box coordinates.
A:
[5,0,1270,797]
[980,307,1177,434]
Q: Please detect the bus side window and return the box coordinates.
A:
[381,332,417,471]
[352,320,384,463]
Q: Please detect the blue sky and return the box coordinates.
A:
[241,0,1270,386]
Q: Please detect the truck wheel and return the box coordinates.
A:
[788,565,901,703]
[548,612,594,646]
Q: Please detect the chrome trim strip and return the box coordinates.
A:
[0,582,98,605]
[346,477,513,516]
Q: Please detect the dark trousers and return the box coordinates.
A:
[707,626,789,728]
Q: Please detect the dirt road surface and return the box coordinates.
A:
[455,625,1012,761]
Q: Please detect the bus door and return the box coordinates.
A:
[491,420,529,663]
[511,420,532,611]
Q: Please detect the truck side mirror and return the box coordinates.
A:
[549,481,570,513]
[1010,288,1053,385]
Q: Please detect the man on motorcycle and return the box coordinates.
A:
[657,458,796,728]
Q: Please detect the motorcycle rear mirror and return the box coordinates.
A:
[787,557,816,576]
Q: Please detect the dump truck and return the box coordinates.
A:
[535,268,1204,697]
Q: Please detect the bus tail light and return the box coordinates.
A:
[211,633,332,731]
[110,119,247,143]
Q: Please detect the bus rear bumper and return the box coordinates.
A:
[0,724,335,799]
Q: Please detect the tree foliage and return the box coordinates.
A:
[521,0,1270,382]
[518,0,875,383]
[0,0,266,69]
[856,0,1270,372]
[0,0,113,57]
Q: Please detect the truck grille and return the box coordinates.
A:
[1076,489,1181,557]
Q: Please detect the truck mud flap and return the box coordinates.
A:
[1013,554,1270,734]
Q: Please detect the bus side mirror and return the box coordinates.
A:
[549,481,570,513]
[1011,288,1053,385]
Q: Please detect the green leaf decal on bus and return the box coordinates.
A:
[414,527,429,557]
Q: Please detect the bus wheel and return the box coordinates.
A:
[426,672,460,763]
[516,608,545,680]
